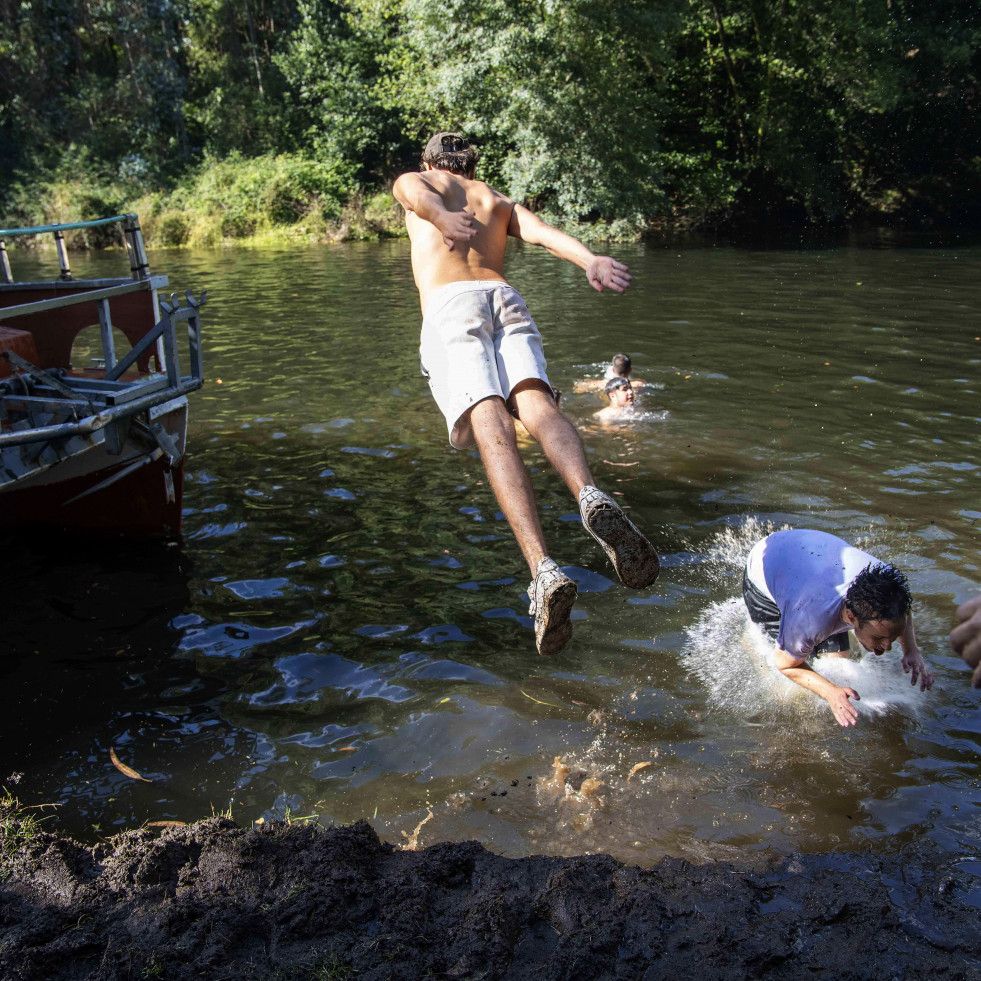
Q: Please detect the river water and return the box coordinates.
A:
[4,239,980,886]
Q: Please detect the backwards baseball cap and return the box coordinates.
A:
[423,132,472,161]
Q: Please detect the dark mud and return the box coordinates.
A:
[2,817,979,980]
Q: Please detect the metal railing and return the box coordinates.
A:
[0,287,206,451]
[0,213,151,283]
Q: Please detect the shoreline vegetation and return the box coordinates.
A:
[3,154,975,256]
[3,2,979,252]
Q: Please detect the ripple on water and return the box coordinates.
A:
[179,620,314,659]
[249,652,417,708]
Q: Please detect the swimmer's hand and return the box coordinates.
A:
[950,595,981,686]
[436,210,477,251]
[827,685,860,727]
[901,648,934,691]
[587,256,632,294]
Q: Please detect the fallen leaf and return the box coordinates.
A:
[110,747,151,783]
[627,761,652,781]
[519,689,563,708]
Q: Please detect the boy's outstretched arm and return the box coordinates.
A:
[507,203,632,293]
[774,647,861,727]
[392,172,476,251]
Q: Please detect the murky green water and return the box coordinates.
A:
[4,240,980,883]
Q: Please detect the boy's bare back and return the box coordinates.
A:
[400,170,515,305]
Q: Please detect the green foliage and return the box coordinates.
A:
[387,0,680,221]
[182,0,300,158]
[139,153,358,245]
[2,0,979,234]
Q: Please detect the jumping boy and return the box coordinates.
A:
[392,132,659,656]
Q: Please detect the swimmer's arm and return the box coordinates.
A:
[950,595,981,686]
[392,172,476,250]
[774,647,861,727]
[507,204,632,293]
[574,379,606,393]
[898,612,934,691]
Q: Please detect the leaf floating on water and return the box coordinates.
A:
[146,820,186,828]
[519,689,562,708]
[627,761,652,781]
[109,747,151,783]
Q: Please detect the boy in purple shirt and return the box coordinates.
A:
[743,529,934,727]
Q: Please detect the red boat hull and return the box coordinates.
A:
[0,453,185,536]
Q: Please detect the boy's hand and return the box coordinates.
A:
[950,595,981,686]
[827,686,860,727]
[901,649,934,691]
[437,210,477,250]
[587,256,632,293]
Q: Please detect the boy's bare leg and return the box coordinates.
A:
[509,381,593,496]
[470,395,577,655]
[511,379,660,590]
[469,395,548,577]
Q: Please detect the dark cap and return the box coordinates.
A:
[423,132,471,161]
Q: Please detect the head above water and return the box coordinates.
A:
[842,563,912,655]
[422,132,479,178]
[611,353,632,377]
[605,376,634,407]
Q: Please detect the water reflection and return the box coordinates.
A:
[3,242,980,876]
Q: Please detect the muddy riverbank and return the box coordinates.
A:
[1,814,978,980]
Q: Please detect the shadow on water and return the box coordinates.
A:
[0,533,229,826]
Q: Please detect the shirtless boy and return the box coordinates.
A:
[392,132,660,655]
[743,528,934,726]
[594,377,636,424]
[576,353,647,393]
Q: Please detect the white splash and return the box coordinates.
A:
[683,597,922,722]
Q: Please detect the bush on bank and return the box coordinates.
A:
[3,153,411,249]
[5,153,650,250]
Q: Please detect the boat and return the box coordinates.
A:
[0,214,205,536]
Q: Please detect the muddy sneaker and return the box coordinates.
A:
[578,485,659,589]
[527,557,578,655]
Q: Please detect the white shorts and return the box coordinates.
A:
[419,280,550,449]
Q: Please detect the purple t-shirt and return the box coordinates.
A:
[745,529,885,658]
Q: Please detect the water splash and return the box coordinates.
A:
[683,597,923,722]
[704,516,786,572]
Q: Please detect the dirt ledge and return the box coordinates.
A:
[1,817,978,980]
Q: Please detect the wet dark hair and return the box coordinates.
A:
[611,353,632,376]
[605,377,630,396]
[844,564,912,623]
[422,132,479,177]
